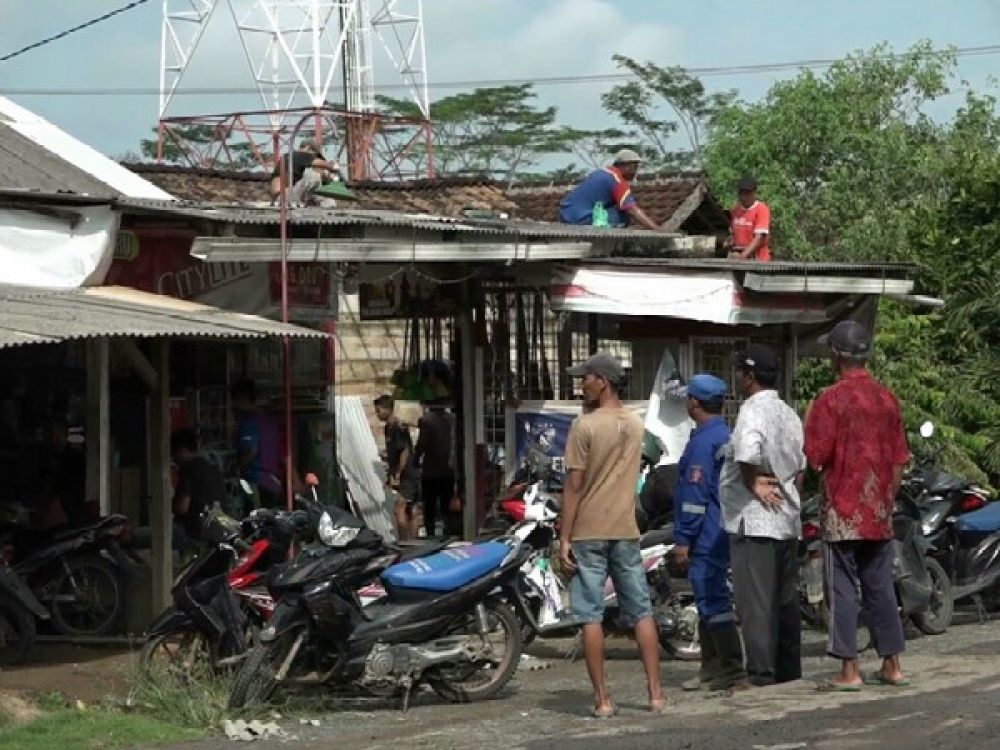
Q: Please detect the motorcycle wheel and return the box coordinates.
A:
[228,624,308,709]
[140,629,217,680]
[657,599,702,662]
[427,601,521,704]
[0,600,36,666]
[911,557,954,636]
[47,555,124,636]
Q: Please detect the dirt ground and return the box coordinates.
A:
[0,643,138,703]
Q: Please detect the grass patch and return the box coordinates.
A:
[0,709,199,750]
[127,665,233,729]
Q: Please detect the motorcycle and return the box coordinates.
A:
[904,421,997,619]
[228,504,529,710]
[141,504,298,675]
[501,478,701,661]
[0,566,49,665]
[0,514,133,636]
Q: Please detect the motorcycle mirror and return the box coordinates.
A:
[919,421,935,439]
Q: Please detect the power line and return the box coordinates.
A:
[0,0,152,63]
[1,42,998,96]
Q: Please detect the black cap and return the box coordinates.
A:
[737,175,758,192]
[736,343,779,374]
[566,352,626,384]
[818,320,871,358]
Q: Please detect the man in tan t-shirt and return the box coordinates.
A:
[560,352,666,717]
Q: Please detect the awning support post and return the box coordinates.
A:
[150,338,173,615]
[459,285,477,540]
[85,338,111,515]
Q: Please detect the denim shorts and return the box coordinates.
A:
[569,539,653,625]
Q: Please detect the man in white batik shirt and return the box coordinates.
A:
[720,343,806,689]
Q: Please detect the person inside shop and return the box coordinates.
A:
[268,140,338,205]
[374,394,419,540]
[172,429,226,551]
[558,149,662,230]
[231,379,284,510]
[34,417,88,530]
[413,403,460,538]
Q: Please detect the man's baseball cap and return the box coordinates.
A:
[737,175,758,192]
[566,352,625,384]
[818,320,871,357]
[613,148,643,165]
[686,373,728,402]
[736,343,780,374]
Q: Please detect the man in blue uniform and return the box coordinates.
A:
[673,373,746,691]
[559,149,661,230]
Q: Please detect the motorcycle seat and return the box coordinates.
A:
[51,515,125,542]
[641,524,675,549]
[956,502,1000,534]
[393,539,451,563]
[381,541,510,592]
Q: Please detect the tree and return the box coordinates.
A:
[600,55,736,172]
[705,41,1000,485]
[378,84,577,187]
[139,124,261,170]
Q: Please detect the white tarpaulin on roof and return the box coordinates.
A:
[549,266,830,325]
[0,205,117,288]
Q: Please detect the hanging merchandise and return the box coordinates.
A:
[390,278,454,404]
[534,289,554,399]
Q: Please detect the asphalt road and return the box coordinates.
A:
[172,610,1000,750]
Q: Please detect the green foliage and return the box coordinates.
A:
[0,708,198,750]
[707,40,999,484]
[601,55,736,171]
[127,665,233,729]
[140,124,261,169]
[378,85,580,187]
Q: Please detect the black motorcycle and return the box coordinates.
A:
[229,505,528,710]
[0,566,49,665]
[1,515,133,636]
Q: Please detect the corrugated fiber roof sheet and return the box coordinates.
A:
[0,285,327,349]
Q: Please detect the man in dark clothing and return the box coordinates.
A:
[375,395,418,540]
[231,379,283,510]
[414,406,459,537]
[40,418,87,528]
[805,320,911,690]
[172,430,226,548]
[269,141,337,204]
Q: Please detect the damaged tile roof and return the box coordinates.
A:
[123,163,520,217]
[507,175,730,233]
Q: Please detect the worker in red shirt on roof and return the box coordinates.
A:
[727,175,772,261]
[559,149,661,230]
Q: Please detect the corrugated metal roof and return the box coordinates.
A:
[0,97,174,201]
[588,257,916,275]
[115,198,682,241]
[0,285,327,350]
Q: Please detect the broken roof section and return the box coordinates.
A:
[507,174,729,233]
[0,97,173,201]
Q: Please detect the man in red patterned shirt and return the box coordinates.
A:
[804,320,911,691]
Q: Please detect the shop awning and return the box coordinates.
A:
[550,266,857,326]
[0,285,328,349]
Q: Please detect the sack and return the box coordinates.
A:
[448,494,463,514]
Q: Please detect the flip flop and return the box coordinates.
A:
[863,671,911,687]
[816,680,863,693]
[591,703,618,719]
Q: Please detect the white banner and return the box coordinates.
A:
[0,206,118,288]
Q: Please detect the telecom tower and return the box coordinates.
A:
[156,0,432,180]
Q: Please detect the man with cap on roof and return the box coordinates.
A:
[560,352,667,717]
[673,373,747,692]
[727,175,772,261]
[805,320,911,691]
[559,149,662,230]
[720,343,806,689]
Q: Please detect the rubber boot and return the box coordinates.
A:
[682,627,720,691]
[708,625,747,691]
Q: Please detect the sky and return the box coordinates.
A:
[2,0,1000,162]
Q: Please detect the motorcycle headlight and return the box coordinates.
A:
[317,511,361,547]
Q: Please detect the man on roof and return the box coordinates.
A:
[727,175,772,261]
[559,149,661,230]
[269,140,338,205]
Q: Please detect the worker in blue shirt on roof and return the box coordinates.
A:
[558,149,661,230]
[672,373,746,692]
